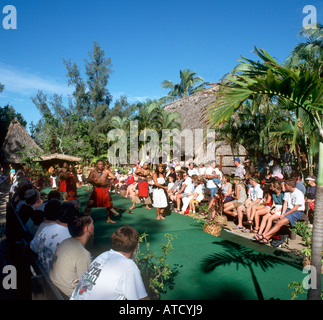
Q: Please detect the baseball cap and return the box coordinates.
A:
[234,158,240,162]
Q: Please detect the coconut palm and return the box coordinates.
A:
[204,47,323,299]
[161,69,208,104]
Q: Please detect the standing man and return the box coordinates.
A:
[205,160,222,199]
[70,225,149,300]
[85,160,117,223]
[131,162,152,210]
[234,158,246,181]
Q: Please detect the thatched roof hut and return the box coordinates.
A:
[0,119,43,165]
[34,153,82,169]
[163,85,246,174]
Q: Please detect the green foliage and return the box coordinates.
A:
[161,69,208,104]
[288,281,323,300]
[134,232,179,299]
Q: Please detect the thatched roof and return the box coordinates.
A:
[0,119,43,164]
[34,153,81,163]
[163,85,247,173]
[164,85,220,130]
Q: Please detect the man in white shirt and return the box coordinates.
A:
[30,202,78,272]
[241,177,263,232]
[175,169,193,214]
[187,163,199,177]
[205,161,222,199]
[70,225,149,300]
[258,179,305,244]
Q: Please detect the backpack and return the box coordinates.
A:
[271,234,288,247]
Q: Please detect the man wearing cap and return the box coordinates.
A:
[305,175,316,217]
[234,158,246,180]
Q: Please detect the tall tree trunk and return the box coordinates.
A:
[308,138,323,300]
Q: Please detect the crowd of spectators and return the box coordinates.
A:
[3,146,318,299]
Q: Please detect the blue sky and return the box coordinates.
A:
[0,0,322,130]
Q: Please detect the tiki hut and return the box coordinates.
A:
[34,153,82,169]
[0,119,43,166]
[163,85,246,174]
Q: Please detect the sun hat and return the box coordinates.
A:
[272,173,284,179]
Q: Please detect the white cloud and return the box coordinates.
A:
[0,63,72,96]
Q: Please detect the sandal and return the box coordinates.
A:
[244,220,254,226]
[233,226,244,230]
[250,229,259,234]
[253,234,264,241]
[258,237,269,245]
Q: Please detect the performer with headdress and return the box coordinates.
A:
[130,162,152,210]
[152,164,168,220]
[85,160,117,223]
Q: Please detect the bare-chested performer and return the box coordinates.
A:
[130,162,152,210]
[85,160,117,223]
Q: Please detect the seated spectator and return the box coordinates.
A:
[254,181,284,240]
[50,213,93,298]
[189,176,205,214]
[70,225,149,300]
[223,176,247,229]
[249,184,273,234]
[18,189,44,227]
[12,180,33,214]
[293,172,306,195]
[205,161,222,200]
[180,175,200,214]
[241,177,264,233]
[305,175,316,219]
[256,178,305,244]
[34,198,62,238]
[187,162,199,177]
[198,163,206,176]
[37,190,61,212]
[175,169,193,214]
[30,202,78,272]
[221,175,233,203]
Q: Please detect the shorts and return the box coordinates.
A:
[285,209,303,226]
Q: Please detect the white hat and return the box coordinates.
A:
[305,175,316,181]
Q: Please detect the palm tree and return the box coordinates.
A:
[161,69,208,104]
[204,47,323,299]
[284,24,323,76]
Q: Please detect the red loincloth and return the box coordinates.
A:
[89,186,112,208]
[66,177,77,201]
[138,180,149,197]
[59,179,67,192]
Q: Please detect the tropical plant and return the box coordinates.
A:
[161,69,208,104]
[134,232,179,299]
[204,46,323,299]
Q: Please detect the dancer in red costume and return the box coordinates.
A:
[85,160,117,223]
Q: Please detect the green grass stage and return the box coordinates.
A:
[45,187,310,300]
